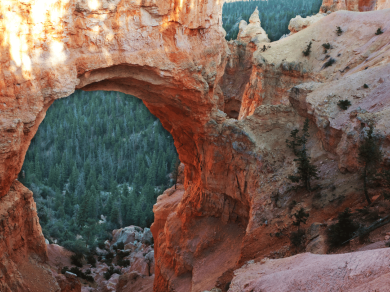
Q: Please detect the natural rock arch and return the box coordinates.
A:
[0,0,253,290]
[0,0,228,198]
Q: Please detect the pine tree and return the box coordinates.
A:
[286,118,318,190]
[171,158,180,189]
[292,208,309,230]
[110,205,120,228]
[358,124,382,204]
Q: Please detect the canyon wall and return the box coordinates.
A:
[0,180,59,292]
[320,0,390,12]
[1,0,390,291]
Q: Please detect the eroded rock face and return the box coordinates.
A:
[288,14,326,34]
[320,0,390,12]
[0,181,59,292]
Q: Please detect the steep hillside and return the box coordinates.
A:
[222,0,323,41]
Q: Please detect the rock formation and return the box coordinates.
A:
[288,14,326,34]
[237,8,270,45]
[320,0,390,12]
[1,1,390,292]
[0,181,60,292]
[229,249,390,292]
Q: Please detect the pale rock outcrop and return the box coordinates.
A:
[320,0,390,12]
[288,13,326,34]
[237,8,270,45]
[228,249,390,292]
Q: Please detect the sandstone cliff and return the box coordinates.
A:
[1,1,390,292]
[0,181,59,292]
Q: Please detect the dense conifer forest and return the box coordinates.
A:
[20,90,178,249]
[222,0,323,41]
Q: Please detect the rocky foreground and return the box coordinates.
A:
[47,226,155,292]
[1,0,390,291]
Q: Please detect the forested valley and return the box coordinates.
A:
[20,90,178,252]
[222,0,323,41]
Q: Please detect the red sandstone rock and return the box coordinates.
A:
[55,272,81,292]
[1,1,390,292]
[0,181,59,291]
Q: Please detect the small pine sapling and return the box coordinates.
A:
[171,158,180,189]
[323,57,336,68]
[326,208,357,248]
[375,28,384,35]
[290,207,309,248]
[381,169,390,200]
[337,100,351,110]
[358,124,383,205]
[363,83,369,88]
[336,26,343,36]
[292,207,309,230]
[303,41,312,57]
[322,43,331,53]
[286,118,319,191]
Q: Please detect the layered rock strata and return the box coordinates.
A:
[0,181,59,292]
[1,1,390,292]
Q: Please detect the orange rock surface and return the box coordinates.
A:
[0,181,59,291]
[1,1,390,291]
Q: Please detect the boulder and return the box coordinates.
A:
[288,14,326,34]
[129,257,150,277]
[55,273,81,292]
[142,228,153,245]
[306,235,327,254]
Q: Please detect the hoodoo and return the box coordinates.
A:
[1,0,390,291]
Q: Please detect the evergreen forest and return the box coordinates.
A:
[222,0,323,41]
[19,90,178,250]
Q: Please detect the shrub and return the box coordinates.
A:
[322,43,331,53]
[113,241,124,251]
[302,41,312,57]
[86,254,96,268]
[363,83,369,88]
[375,28,384,35]
[117,258,130,267]
[103,265,121,280]
[336,26,343,36]
[323,58,336,68]
[326,208,357,248]
[62,266,94,282]
[61,266,69,274]
[337,100,351,110]
[69,267,94,282]
[290,229,306,247]
[104,251,114,265]
[292,208,309,229]
[70,253,84,268]
[286,118,318,190]
[98,241,106,250]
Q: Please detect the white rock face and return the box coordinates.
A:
[288,13,326,34]
[237,7,270,44]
